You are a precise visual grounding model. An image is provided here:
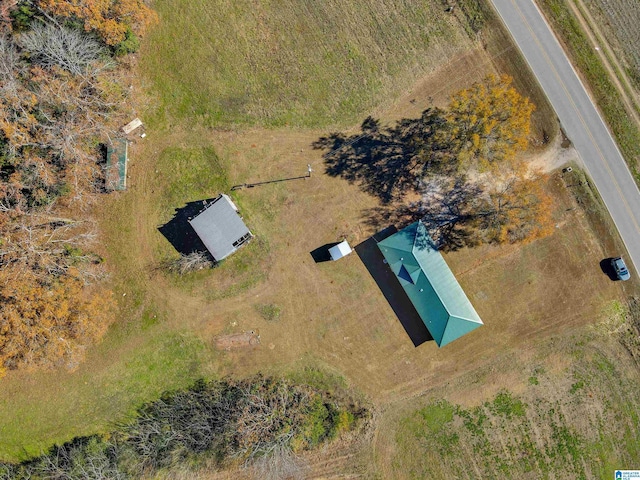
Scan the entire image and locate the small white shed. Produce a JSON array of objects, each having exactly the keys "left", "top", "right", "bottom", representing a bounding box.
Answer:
[{"left": 329, "top": 240, "right": 352, "bottom": 261}]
